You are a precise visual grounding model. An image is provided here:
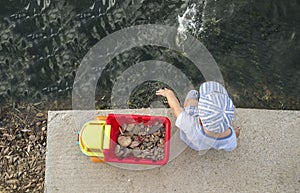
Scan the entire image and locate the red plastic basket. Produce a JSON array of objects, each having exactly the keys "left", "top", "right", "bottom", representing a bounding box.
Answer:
[{"left": 103, "top": 114, "right": 170, "bottom": 165}]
